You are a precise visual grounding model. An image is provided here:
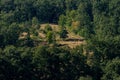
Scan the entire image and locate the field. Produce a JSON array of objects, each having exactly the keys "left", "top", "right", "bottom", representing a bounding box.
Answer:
[{"left": 39, "top": 24, "right": 85, "bottom": 48}]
